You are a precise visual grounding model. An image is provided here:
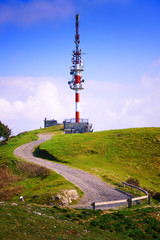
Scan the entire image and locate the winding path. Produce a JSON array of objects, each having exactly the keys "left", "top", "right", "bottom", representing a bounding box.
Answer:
[{"left": 14, "top": 134, "right": 132, "bottom": 209}]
